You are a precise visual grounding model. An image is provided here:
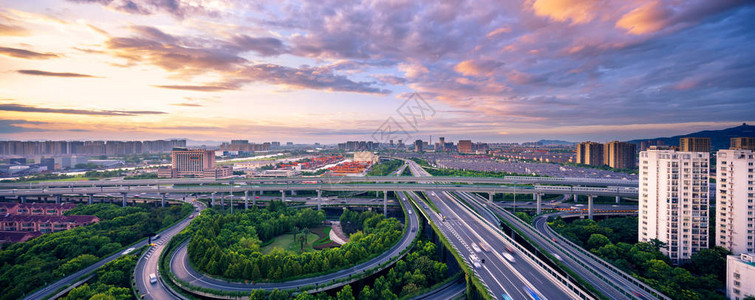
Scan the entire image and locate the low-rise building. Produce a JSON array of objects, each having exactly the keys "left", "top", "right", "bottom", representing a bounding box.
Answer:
[
  {"left": 0, "top": 231, "right": 43, "bottom": 244},
  {"left": 0, "top": 202, "right": 76, "bottom": 216},
  {"left": 727, "top": 253, "right": 755, "bottom": 300},
  {"left": 203, "top": 166, "right": 234, "bottom": 179},
  {"left": 0, "top": 214, "right": 100, "bottom": 233},
  {"left": 354, "top": 151, "right": 379, "bottom": 164}
]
